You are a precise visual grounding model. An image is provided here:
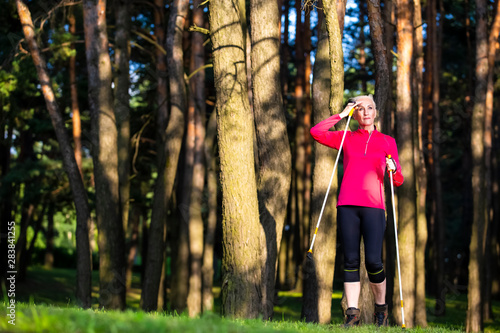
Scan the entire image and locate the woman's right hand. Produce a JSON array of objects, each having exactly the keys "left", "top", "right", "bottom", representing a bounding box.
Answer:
[{"left": 339, "top": 100, "right": 358, "bottom": 119}]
